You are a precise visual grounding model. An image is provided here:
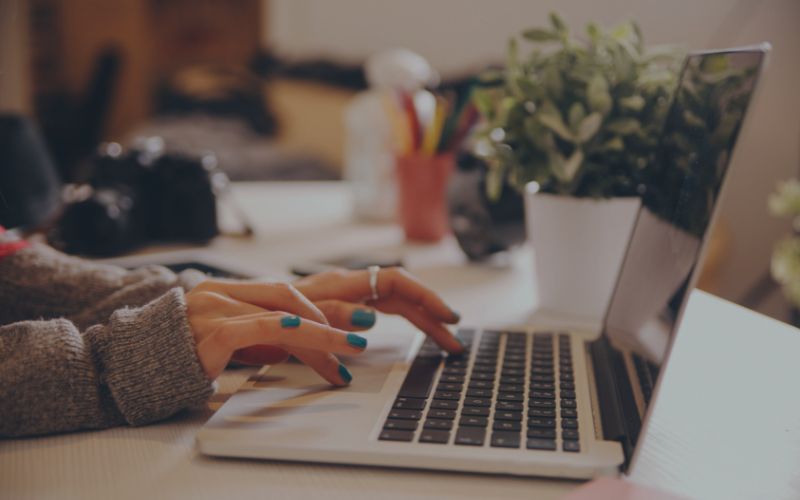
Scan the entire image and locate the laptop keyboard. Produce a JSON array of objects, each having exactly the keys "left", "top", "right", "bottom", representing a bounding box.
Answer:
[{"left": 379, "top": 329, "right": 581, "bottom": 452}]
